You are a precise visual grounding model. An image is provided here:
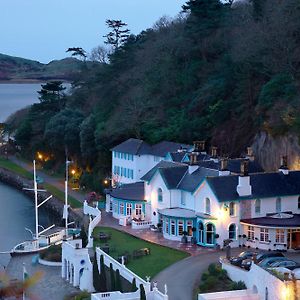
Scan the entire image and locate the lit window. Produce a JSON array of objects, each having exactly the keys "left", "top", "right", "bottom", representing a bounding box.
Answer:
[
  {"left": 119, "top": 202, "right": 124, "bottom": 215},
  {"left": 178, "top": 220, "right": 184, "bottom": 236},
  {"left": 260, "top": 228, "right": 269, "bottom": 242},
  {"left": 255, "top": 199, "right": 261, "bottom": 214},
  {"left": 229, "top": 202, "right": 235, "bottom": 216},
  {"left": 165, "top": 218, "right": 169, "bottom": 234},
  {"left": 135, "top": 204, "right": 142, "bottom": 216},
  {"left": 248, "top": 226, "right": 254, "bottom": 240},
  {"left": 158, "top": 188, "right": 163, "bottom": 202},
  {"left": 187, "top": 220, "right": 193, "bottom": 236},
  {"left": 276, "top": 229, "right": 285, "bottom": 244},
  {"left": 171, "top": 219, "right": 176, "bottom": 235},
  {"left": 229, "top": 224, "right": 236, "bottom": 239},
  {"left": 205, "top": 198, "right": 211, "bottom": 215},
  {"left": 126, "top": 203, "right": 132, "bottom": 216},
  {"left": 276, "top": 197, "right": 281, "bottom": 213}
]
